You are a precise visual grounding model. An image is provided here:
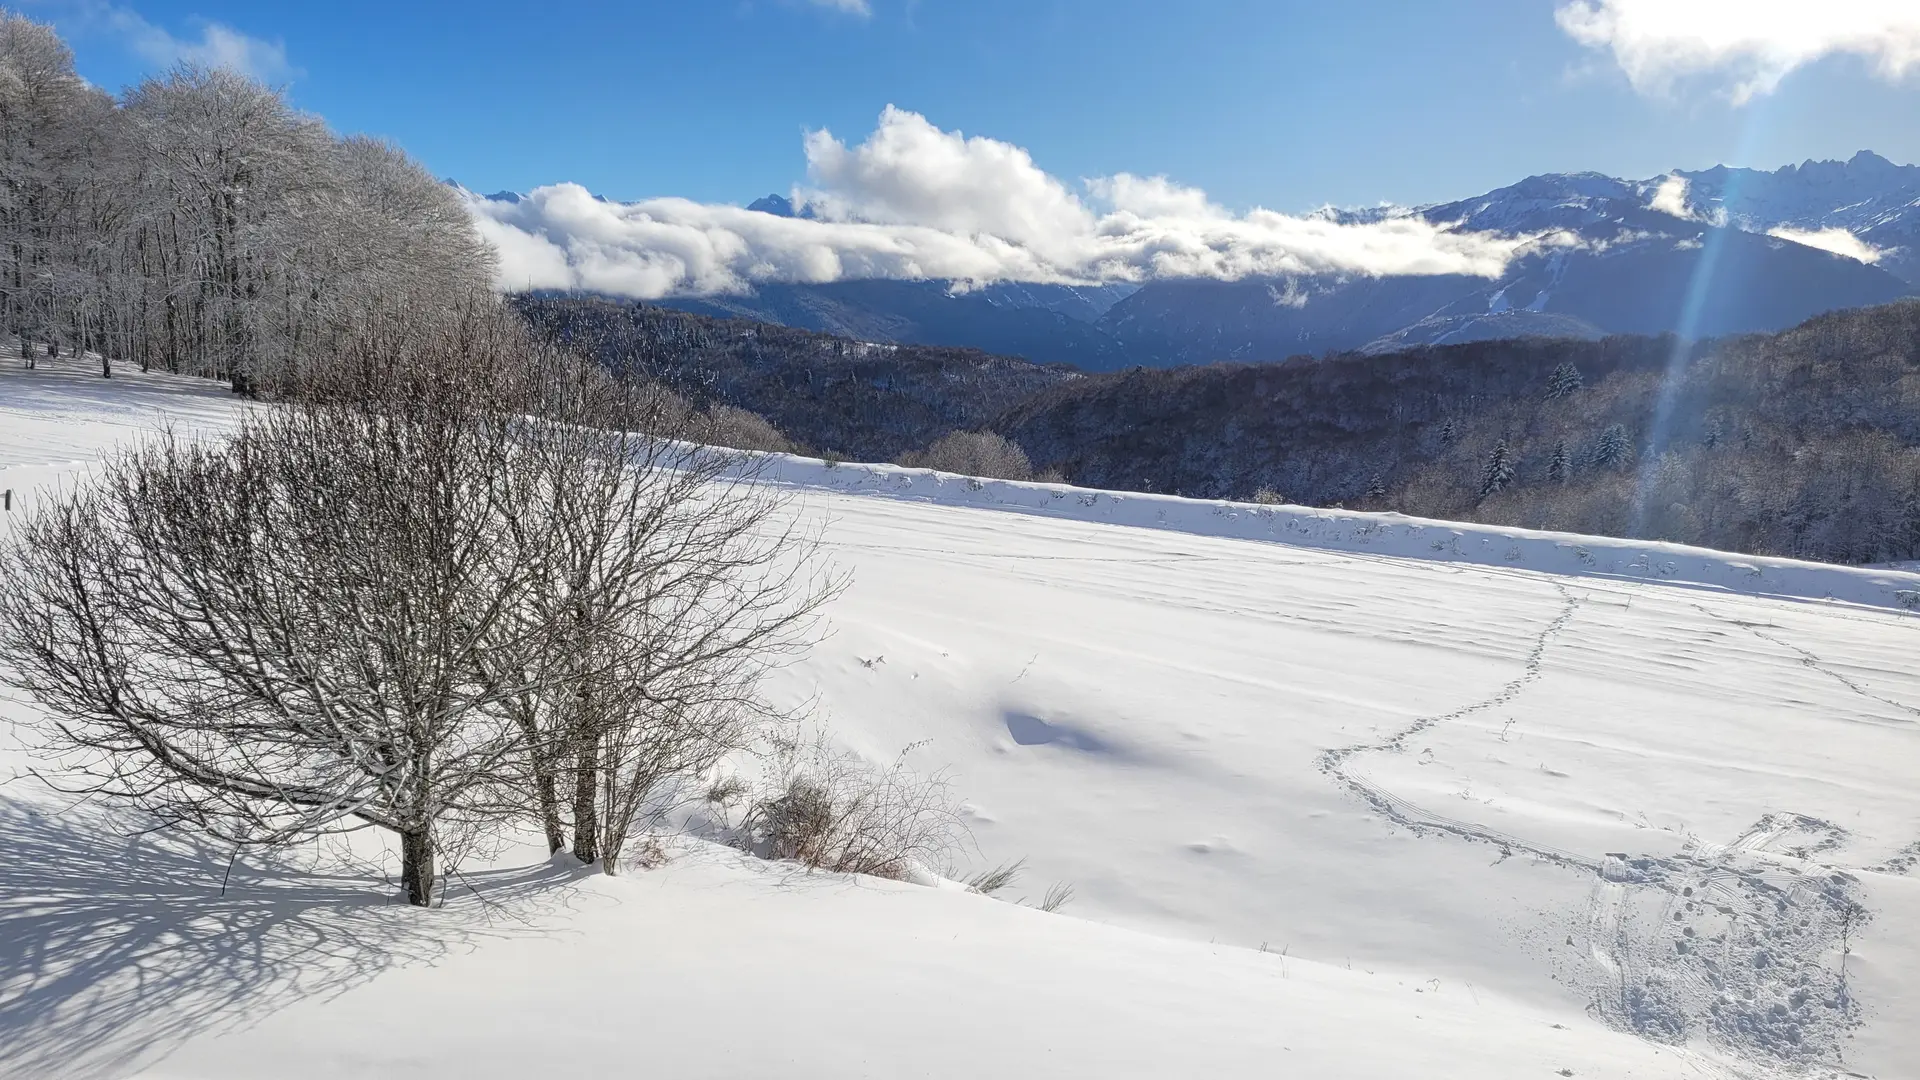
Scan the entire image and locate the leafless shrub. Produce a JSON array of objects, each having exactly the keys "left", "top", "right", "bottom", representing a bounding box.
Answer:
[
  {"left": 899, "top": 430, "right": 1033, "bottom": 481},
  {"left": 1252, "top": 486, "right": 1286, "bottom": 505},
  {"left": 740, "top": 738, "right": 966, "bottom": 881}
]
